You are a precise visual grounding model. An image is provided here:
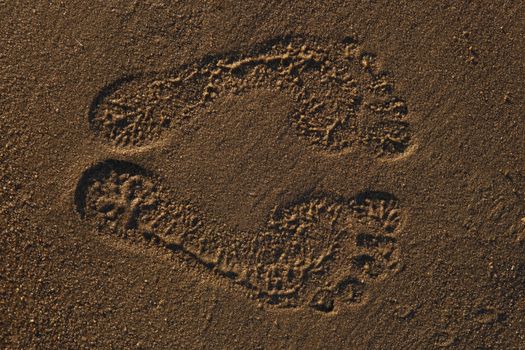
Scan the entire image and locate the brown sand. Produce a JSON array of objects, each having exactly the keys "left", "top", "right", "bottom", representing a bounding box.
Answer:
[{"left": 1, "top": 1, "right": 524, "bottom": 349}]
